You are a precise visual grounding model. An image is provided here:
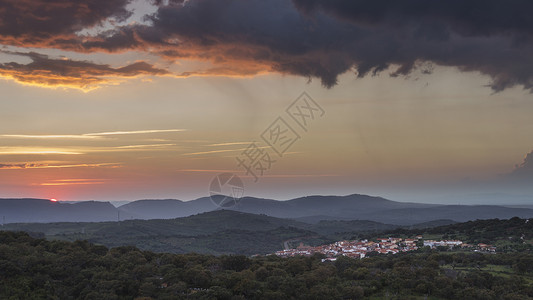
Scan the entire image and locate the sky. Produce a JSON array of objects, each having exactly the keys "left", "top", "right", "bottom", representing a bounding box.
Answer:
[{"left": 1, "top": 0, "right": 533, "bottom": 204}]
